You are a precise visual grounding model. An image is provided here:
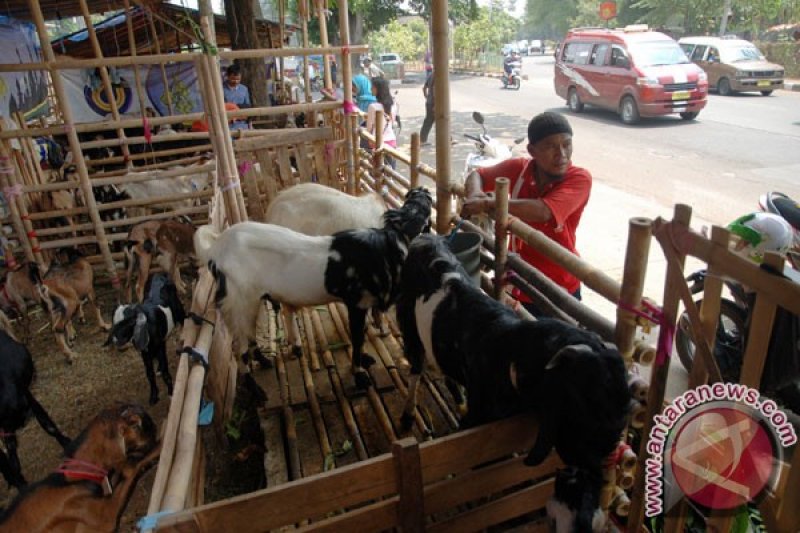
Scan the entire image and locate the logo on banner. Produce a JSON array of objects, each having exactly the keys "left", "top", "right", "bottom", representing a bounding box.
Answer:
[{"left": 84, "top": 84, "right": 132, "bottom": 116}]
